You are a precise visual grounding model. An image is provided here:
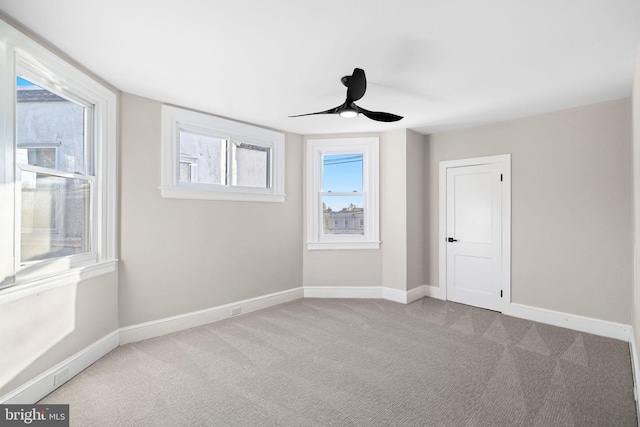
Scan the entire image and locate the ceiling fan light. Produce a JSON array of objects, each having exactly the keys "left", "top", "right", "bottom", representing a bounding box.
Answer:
[{"left": 339, "top": 109, "right": 358, "bottom": 118}]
